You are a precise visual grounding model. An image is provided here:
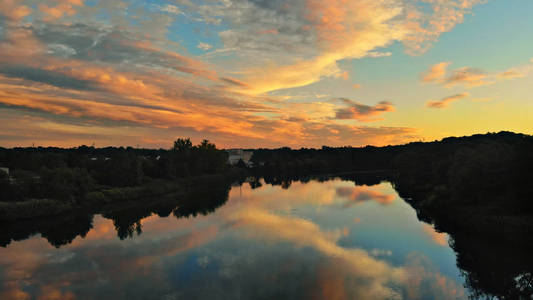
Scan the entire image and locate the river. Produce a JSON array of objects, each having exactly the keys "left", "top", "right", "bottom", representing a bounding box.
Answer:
[{"left": 0, "top": 177, "right": 479, "bottom": 299}]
